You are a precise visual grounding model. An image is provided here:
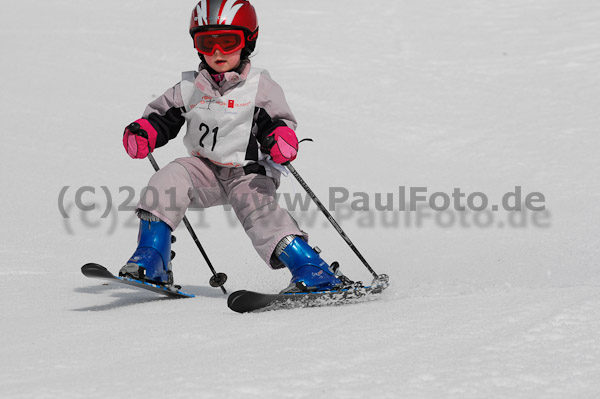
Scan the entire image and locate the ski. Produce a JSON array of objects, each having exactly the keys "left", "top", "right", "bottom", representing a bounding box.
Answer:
[
  {"left": 81, "top": 263, "right": 195, "bottom": 298},
  {"left": 227, "top": 275, "right": 389, "bottom": 313}
]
